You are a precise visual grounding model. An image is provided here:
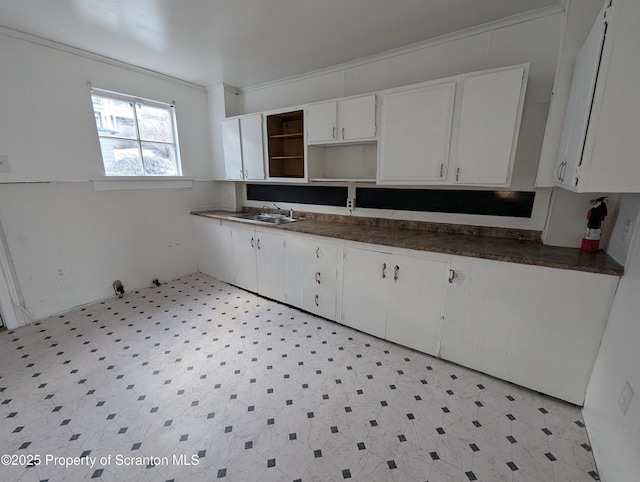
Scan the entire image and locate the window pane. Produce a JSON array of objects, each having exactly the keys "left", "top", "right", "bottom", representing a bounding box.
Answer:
[
  {"left": 136, "top": 104, "right": 173, "bottom": 142},
  {"left": 100, "top": 138, "right": 144, "bottom": 175},
  {"left": 92, "top": 95, "right": 137, "bottom": 138},
  {"left": 141, "top": 142, "right": 178, "bottom": 175}
]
